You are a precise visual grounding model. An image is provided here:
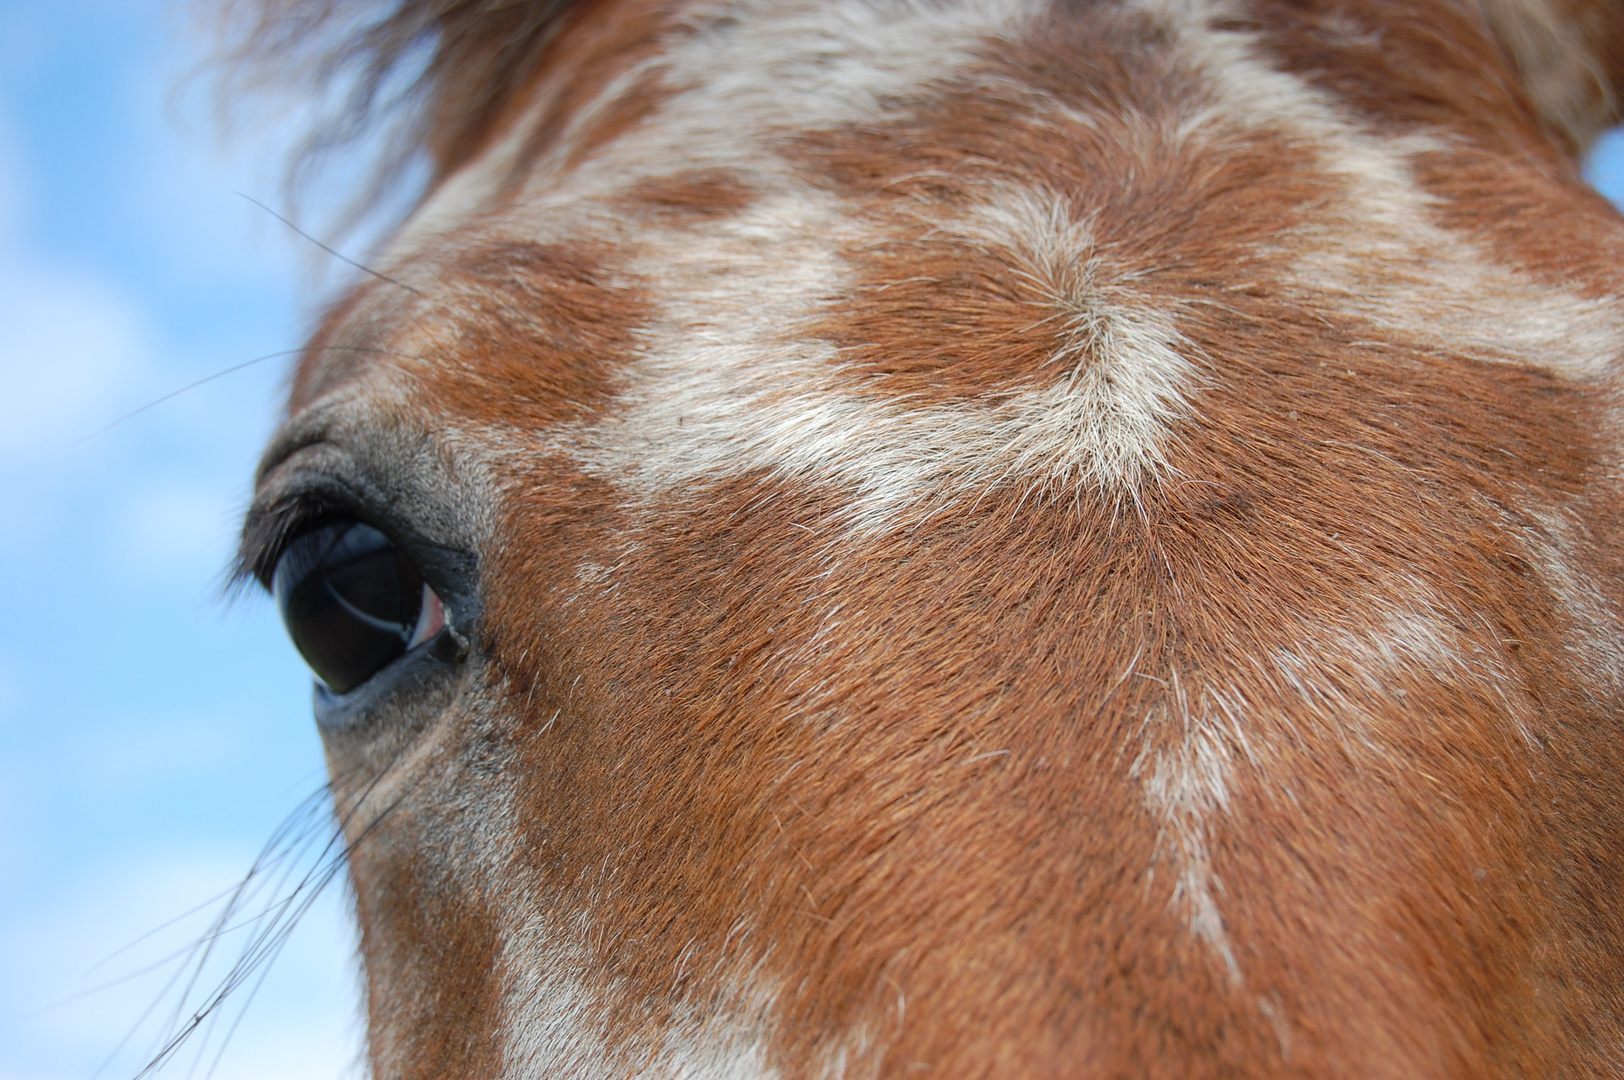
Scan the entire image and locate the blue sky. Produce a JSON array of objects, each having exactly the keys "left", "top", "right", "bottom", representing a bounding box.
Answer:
[
  {"left": 3, "top": 3, "right": 1624, "bottom": 1079},
  {"left": 0, "top": 1, "right": 361, "bottom": 1077}
]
